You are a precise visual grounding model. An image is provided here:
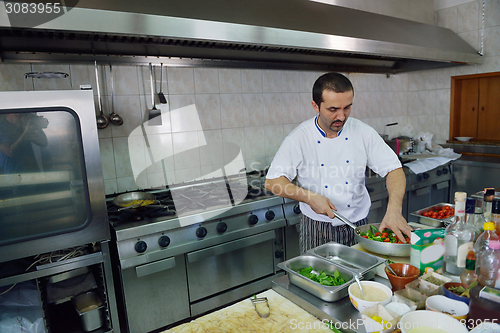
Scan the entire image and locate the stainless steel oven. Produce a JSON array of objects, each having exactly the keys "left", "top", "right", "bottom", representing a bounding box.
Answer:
[
  {"left": 0, "top": 89, "right": 119, "bottom": 333},
  {"left": 109, "top": 177, "right": 286, "bottom": 333},
  {"left": 0, "top": 90, "right": 109, "bottom": 262}
]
